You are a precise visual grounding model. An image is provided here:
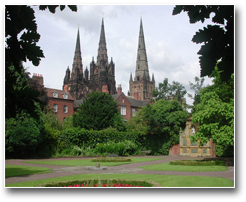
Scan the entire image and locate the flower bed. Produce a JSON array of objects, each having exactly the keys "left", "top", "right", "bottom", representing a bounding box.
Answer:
[
  {"left": 91, "top": 157, "right": 131, "bottom": 162},
  {"left": 169, "top": 159, "right": 225, "bottom": 166},
  {"left": 40, "top": 179, "right": 160, "bottom": 187},
  {"left": 65, "top": 183, "right": 143, "bottom": 187}
]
